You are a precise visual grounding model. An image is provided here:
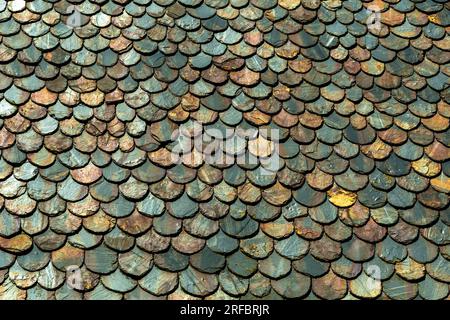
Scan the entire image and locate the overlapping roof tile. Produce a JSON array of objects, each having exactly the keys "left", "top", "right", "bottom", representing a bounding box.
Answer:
[{"left": 0, "top": 0, "right": 449, "bottom": 300}]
